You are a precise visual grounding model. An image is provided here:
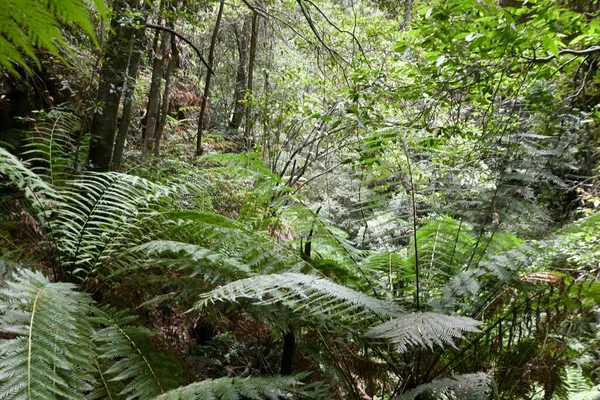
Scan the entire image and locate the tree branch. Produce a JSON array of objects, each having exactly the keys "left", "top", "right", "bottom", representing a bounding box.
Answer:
[
  {"left": 527, "top": 45, "right": 600, "bottom": 63},
  {"left": 144, "top": 23, "right": 214, "bottom": 75}
]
